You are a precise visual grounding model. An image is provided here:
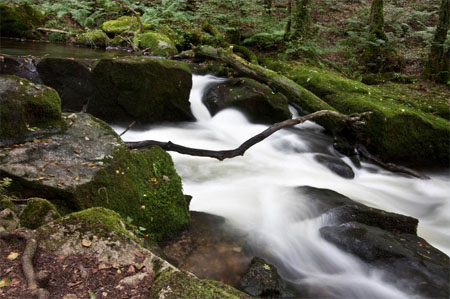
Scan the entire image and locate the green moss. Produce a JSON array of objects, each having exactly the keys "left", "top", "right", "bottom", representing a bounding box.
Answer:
[
  {"left": 48, "top": 32, "right": 72, "bottom": 42},
  {"left": 0, "top": 75, "right": 64, "bottom": 140},
  {"left": 0, "top": 3, "right": 43, "bottom": 39},
  {"left": 102, "top": 16, "right": 139, "bottom": 34},
  {"left": 109, "top": 35, "right": 127, "bottom": 47},
  {"left": 75, "top": 147, "right": 190, "bottom": 242},
  {"left": 149, "top": 270, "right": 250, "bottom": 299},
  {"left": 75, "top": 30, "right": 109, "bottom": 48},
  {"left": 232, "top": 45, "right": 259, "bottom": 65},
  {"left": 0, "top": 197, "right": 15, "bottom": 212},
  {"left": 20, "top": 198, "right": 61, "bottom": 229},
  {"left": 262, "top": 60, "right": 450, "bottom": 165},
  {"left": 133, "top": 32, "right": 177, "bottom": 56}
]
